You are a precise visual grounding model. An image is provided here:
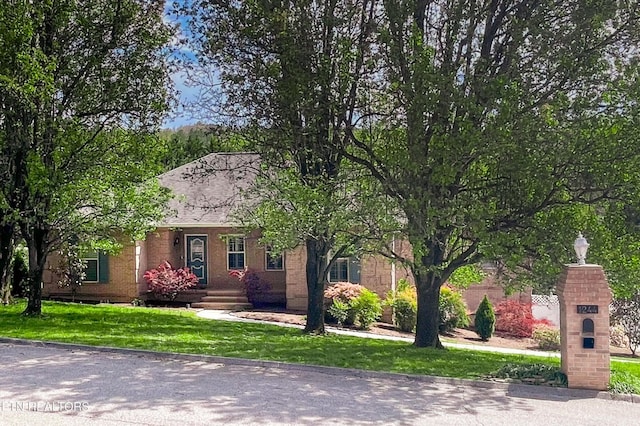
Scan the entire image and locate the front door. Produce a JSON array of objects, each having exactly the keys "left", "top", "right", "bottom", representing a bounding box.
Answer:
[{"left": 186, "top": 235, "right": 207, "bottom": 287}]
